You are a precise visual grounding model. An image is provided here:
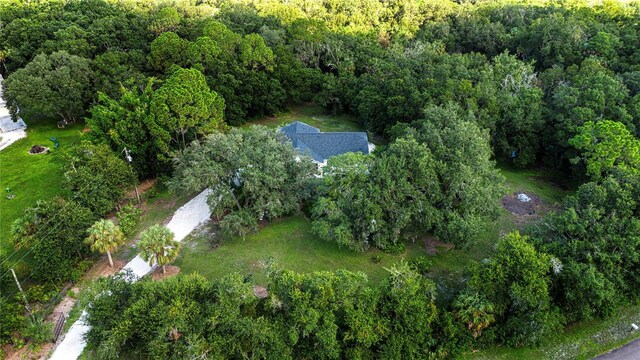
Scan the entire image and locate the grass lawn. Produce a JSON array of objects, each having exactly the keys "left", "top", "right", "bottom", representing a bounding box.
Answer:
[
  {"left": 247, "top": 103, "right": 364, "bottom": 133},
  {"left": 0, "top": 120, "right": 83, "bottom": 259},
  {"left": 175, "top": 214, "right": 426, "bottom": 285},
  {"left": 174, "top": 165, "right": 572, "bottom": 289}
]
